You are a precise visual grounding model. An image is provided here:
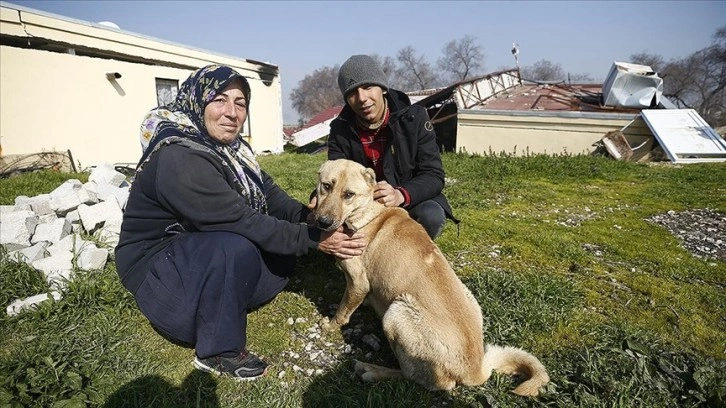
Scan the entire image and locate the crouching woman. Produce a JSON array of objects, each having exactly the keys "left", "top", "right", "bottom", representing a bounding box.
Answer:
[{"left": 115, "top": 65, "right": 365, "bottom": 381}]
